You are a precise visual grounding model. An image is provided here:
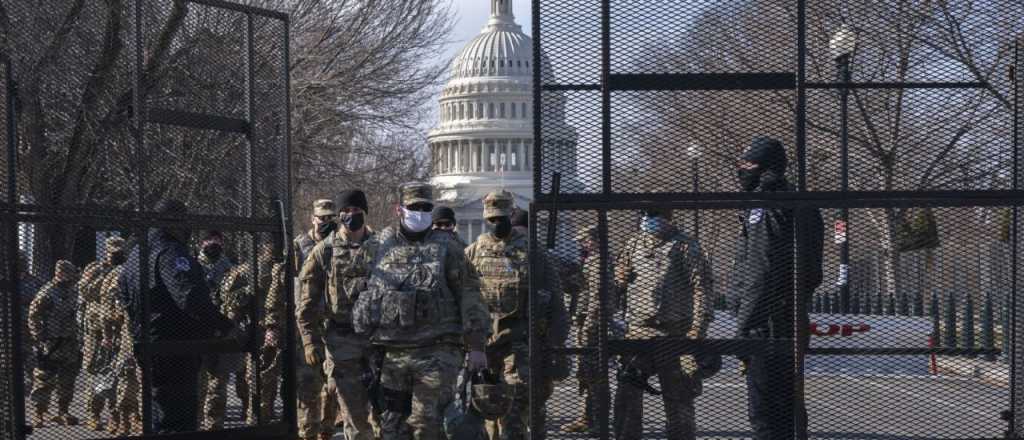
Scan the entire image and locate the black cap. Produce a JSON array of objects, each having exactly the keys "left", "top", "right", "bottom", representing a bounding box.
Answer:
[
  {"left": 741, "top": 137, "right": 788, "bottom": 174},
  {"left": 338, "top": 190, "right": 369, "bottom": 212},
  {"left": 432, "top": 206, "right": 456, "bottom": 224},
  {"left": 511, "top": 209, "right": 529, "bottom": 228}
]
